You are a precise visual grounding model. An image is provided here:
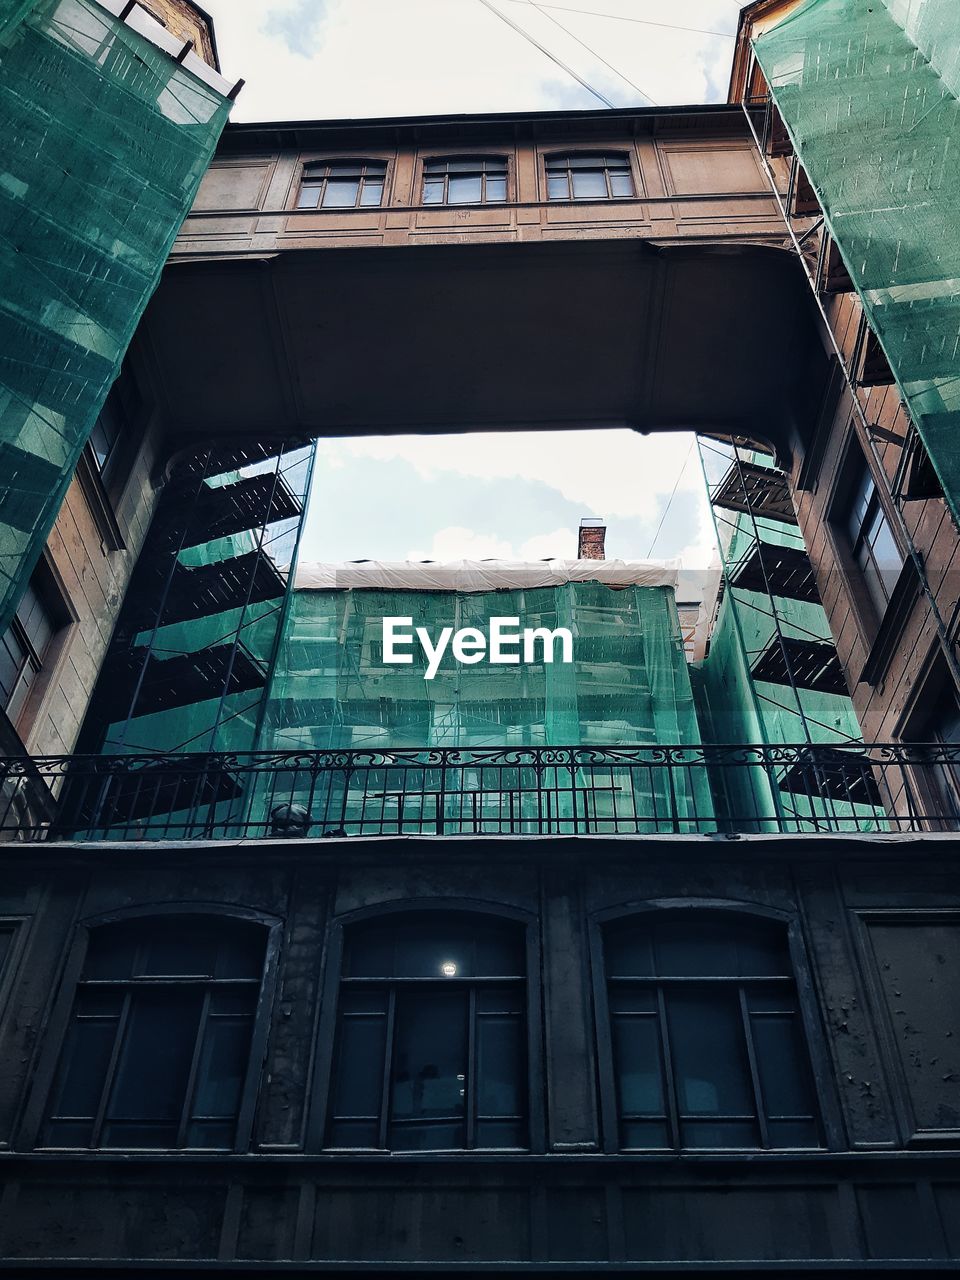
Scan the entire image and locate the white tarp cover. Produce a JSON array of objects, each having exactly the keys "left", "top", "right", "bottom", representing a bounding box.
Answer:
[{"left": 294, "top": 559, "right": 680, "bottom": 593}]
